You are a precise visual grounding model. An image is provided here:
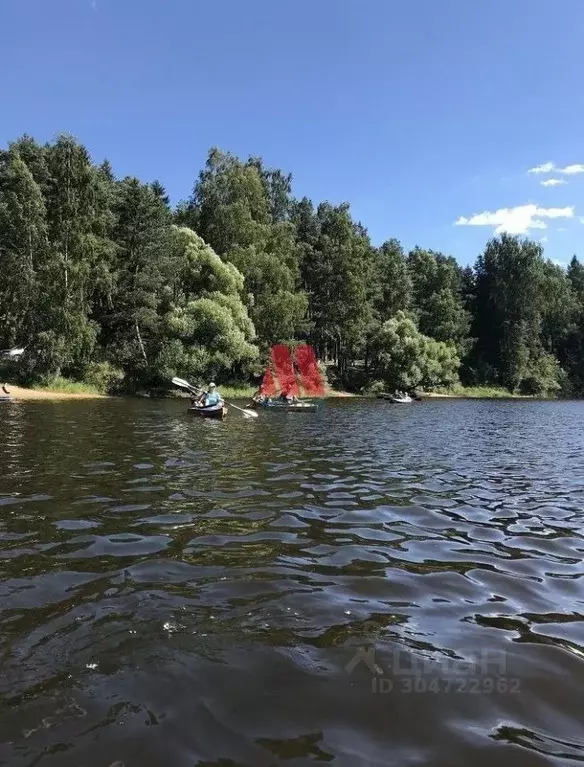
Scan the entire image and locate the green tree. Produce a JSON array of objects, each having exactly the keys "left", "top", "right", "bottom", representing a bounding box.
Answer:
[
  {"left": 372, "top": 311, "right": 460, "bottom": 390},
  {"left": 299, "top": 202, "right": 375, "bottom": 376},
  {"left": 540, "top": 260, "right": 576, "bottom": 357},
  {"left": 3, "top": 135, "right": 52, "bottom": 195},
  {"left": 568, "top": 255, "right": 584, "bottom": 301},
  {"left": 407, "top": 247, "right": 471, "bottom": 356},
  {"left": 156, "top": 227, "right": 258, "bottom": 383},
  {"left": 185, "top": 148, "right": 270, "bottom": 255},
  {"left": 471, "top": 234, "right": 560, "bottom": 393},
  {"left": 101, "top": 176, "right": 172, "bottom": 385},
  {"left": 185, "top": 148, "right": 308, "bottom": 345},
  {"left": 228, "top": 223, "right": 308, "bottom": 344},
  {"left": 561, "top": 256, "right": 584, "bottom": 394},
  {"left": 36, "top": 134, "right": 116, "bottom": 377},
  {"left": 374, "top": 239, "right": 411, "bottom": 320},
  {"left": 0, "top": 148, "right": 47, "bottom": 349},
  {"left": 151, "top": 180, "right": 170, "bottom": 207}
]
